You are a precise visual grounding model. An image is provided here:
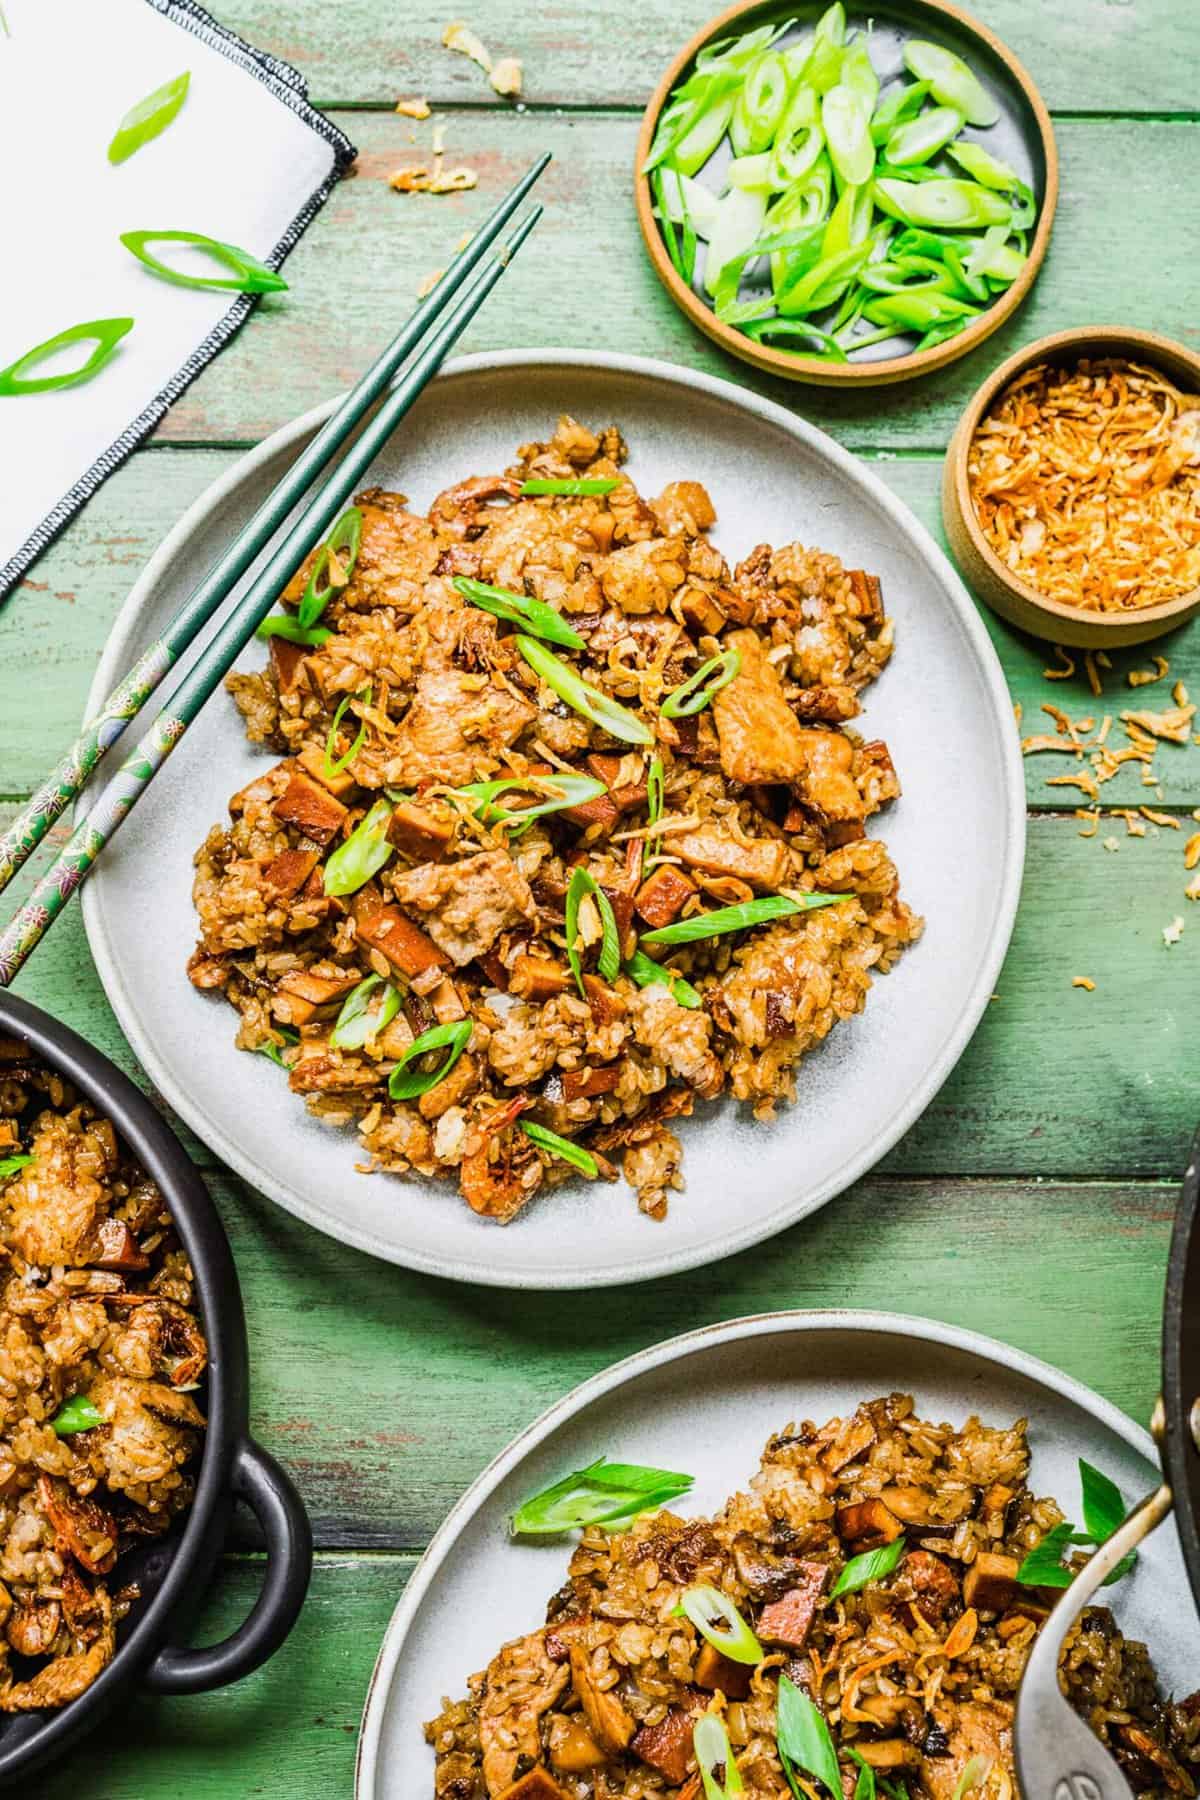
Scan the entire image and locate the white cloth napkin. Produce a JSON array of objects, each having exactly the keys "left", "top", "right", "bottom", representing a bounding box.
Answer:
[{"left": 0, "top": 0, "right": 354, "bottom": 599}]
